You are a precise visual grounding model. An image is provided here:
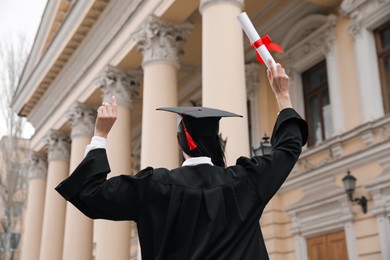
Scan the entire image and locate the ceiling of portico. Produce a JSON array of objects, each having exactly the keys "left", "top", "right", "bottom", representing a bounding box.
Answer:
[
  {"left": 117, "top": 0, "right": 331, "bottom": 72},
  {"left": 17, "top": 0, "right": 334, "bottom": 149}
]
